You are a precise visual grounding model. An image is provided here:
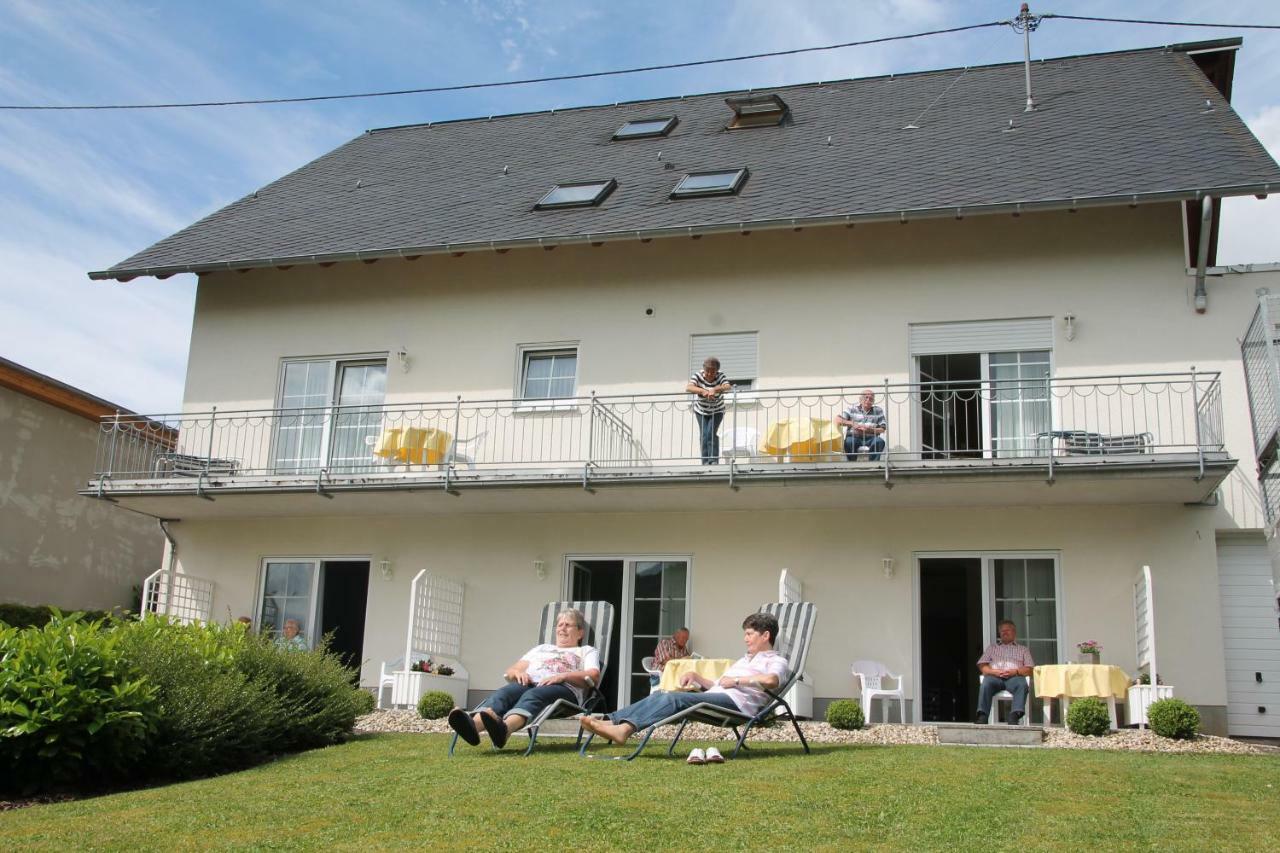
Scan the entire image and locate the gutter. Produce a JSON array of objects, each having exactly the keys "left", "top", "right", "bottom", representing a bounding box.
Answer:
[
  {"left": 89, "top": 182, "right": 1275, "bottom": 282},
  {"left": 1194, "top": 195, "right": 1214, "bottom": 313}
]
